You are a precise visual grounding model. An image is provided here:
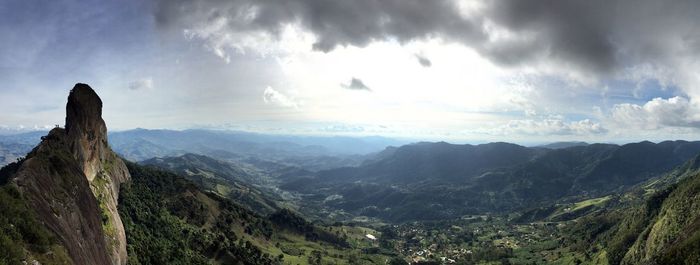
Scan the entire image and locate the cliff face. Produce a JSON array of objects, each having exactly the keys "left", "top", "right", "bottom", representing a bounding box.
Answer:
[{"left": 13, "top": 84, "right": 130, "bottom": 265}]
